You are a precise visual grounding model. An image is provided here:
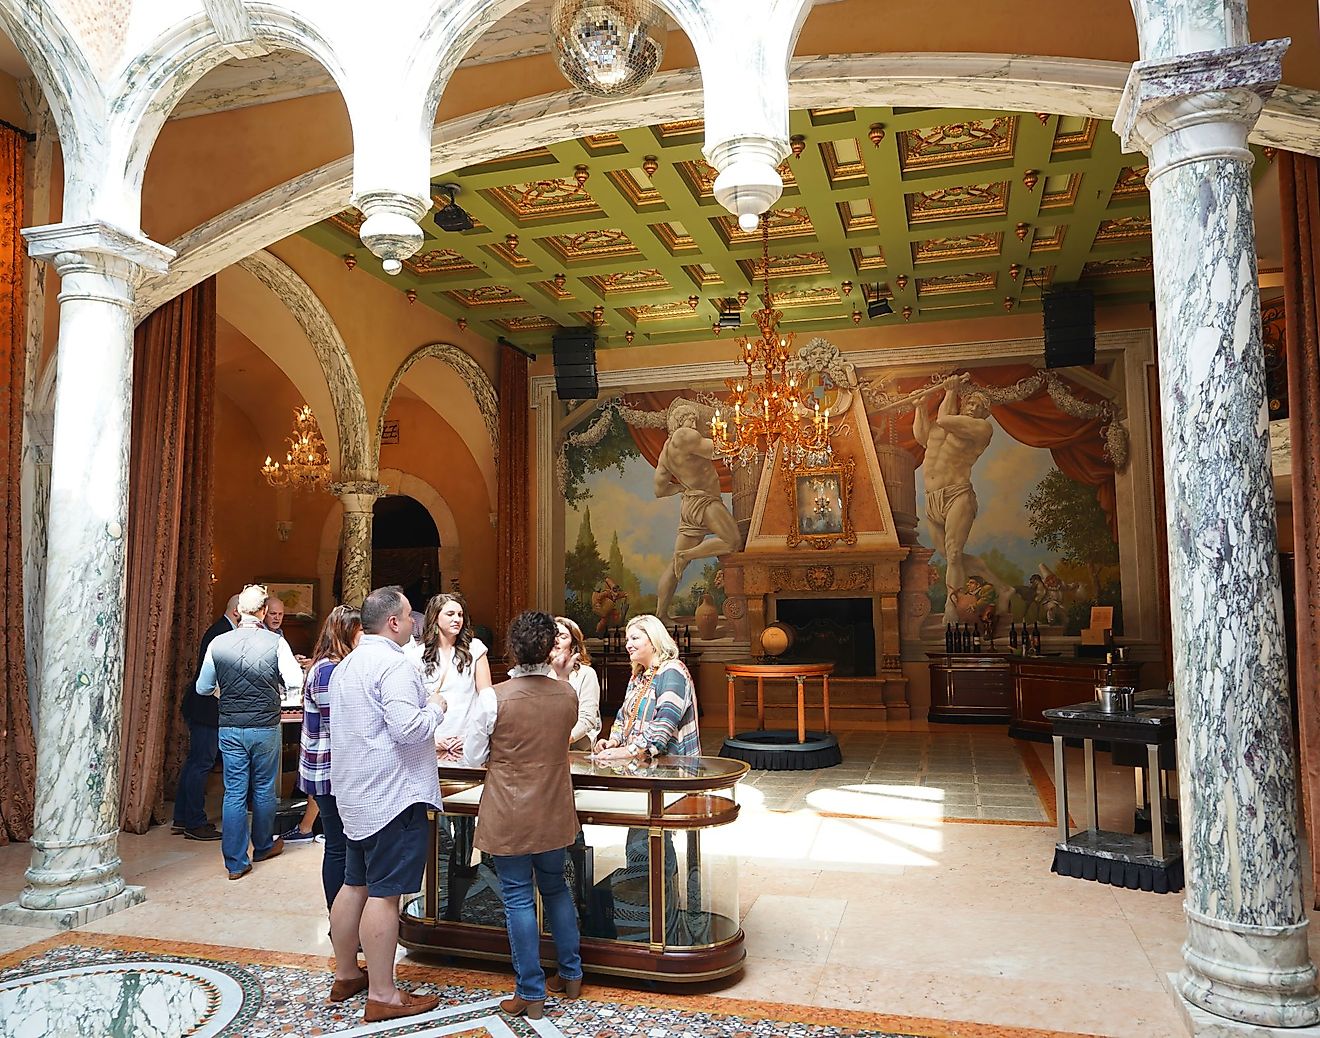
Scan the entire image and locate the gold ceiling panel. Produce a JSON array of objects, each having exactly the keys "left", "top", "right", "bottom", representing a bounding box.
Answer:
[
  {"left": 838, "top": 198, "right": 877, "bottom": 235},
  {"left": 713, "top": 206, "right": 815, "bottom": 246},
  {"left": 607, "top": 168, "right": 665, "bottom": 212},
  {"left": 820, "top": 138, "right": 868, "bottom": 185},
  {"left": 583, "top": 268, "right": 671, "bottom": 296},
  {"left": 329, "top": 209, "right": 364, "bottom": 236},
  {"left": 808, "top": 107, "right": 855, "bottom": 124},
  {"left": 684, "top": 263, "right": 724, "bottom": 288},
  {"left": 1039, "top": 172, "right": 1082, "bottom": 211},
  {"left": 1111, "top": 165, "right": 1151, "bottom": 201},
  {"left": 906, "top": 182, "right": 1010, "bottom": 225},
  {"left": 403, "top": 247, "right": 478, "bottom": 277},
  {"left": 483, "top": 179, "right": 602, "bottom": 222},
  {"left": 772, "top": 286, "right": 843, "bottom": 310},
  {"left": 448, "top": 284, "right": 526, "bottom": 308},
  {"left": 654, "top": 119, "right": 704, "bottom": 143},
  {"left": 483, "top": 241, "right": 535, "bottom": 270},
  {"left": 741, "top": 251, "right": 831, "bottom": 282},
  {"left": 917, "top": 272, "right": 998, "bottom": 296},
  {"left": 652, "top": 221, "right": 699, "bottom": 255},
  {"left": 1093, "top": 216, "right": 1152, "bottom": 245},
  {"left": 540, "top": 228, "right": 641, "bottom": 264},
  {"left": 625, "top": 300, "right": 698, "bottom": 323},
  {"left": 582, "top": 132, "right": 626, "bottom": 154},
  {"left": 912, "top": 232, "right": 1003, "bottom": 265},
  {"left": 1029, "top": 225, "right": 1067, "bottom": 252},
  {"left": 899, "top": 117, "right": 1016, "bottom": 172},
  {"left": 494, "top": 315, "right": 560, "bottom": 332},
  {"left": 675, "top": 159, "right": 717, "bottom": 200},
  {"left": 1081, "top": 256, "right": 1155, "bottom": 280},
  {"left": 1050, "top": 117, "right": 1099, "bottom": 157},
  {"left": 850, "top": 244, "right": 886, "bottom": 272},
  {"left": 534, "top": 279, "right": 575, "bottom": 302}
]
